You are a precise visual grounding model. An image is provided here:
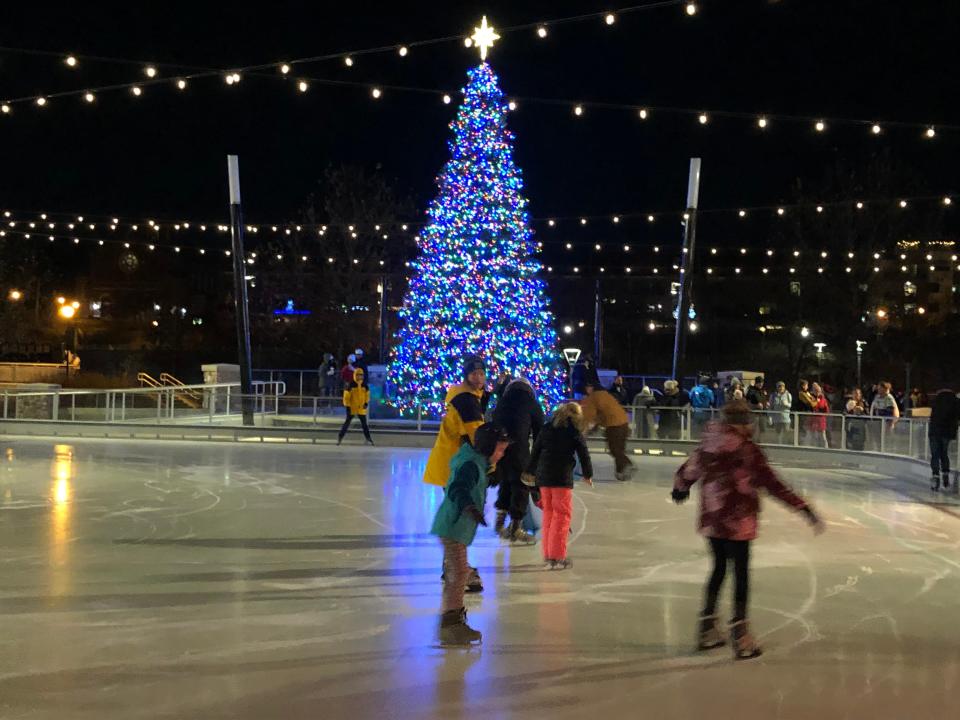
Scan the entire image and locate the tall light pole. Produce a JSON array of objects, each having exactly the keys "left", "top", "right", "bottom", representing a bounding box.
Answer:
[
  {"left": 855, "top": 340, "right": 867, "bottom": 389},
  {"left": 671, "top": 158, "right": 702, "bottom": 382},
  {"left": 226, "top": 155, "right": 254, "bottom": 426},
  {"left": 814, "top": 342, "right": 826, "bottom": 383}
]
